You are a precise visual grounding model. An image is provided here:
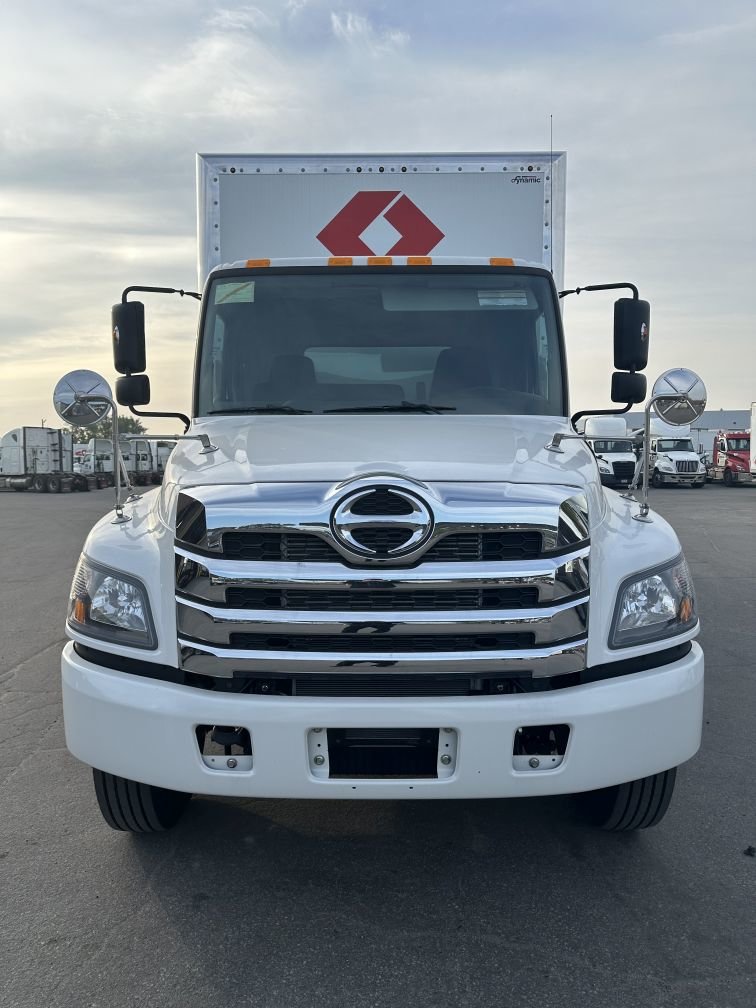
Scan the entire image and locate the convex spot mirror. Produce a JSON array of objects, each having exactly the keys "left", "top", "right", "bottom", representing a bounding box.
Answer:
[
  {"left": 53, "top": 370, "right": 112, "bottom": 427},
  {"left": 651, "top": 369, "right": 707, "bottom": 426},
  {"left": 112, "top": 301, "right": 146, "bottom": 374},
  {"left": 614, "top": 298, "right": 650, "bottom": 372}
]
